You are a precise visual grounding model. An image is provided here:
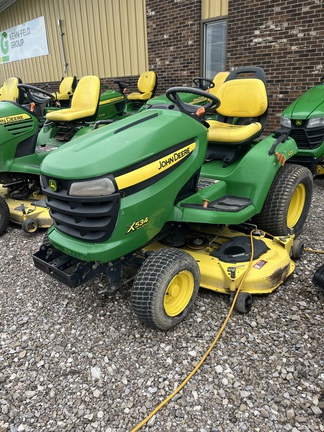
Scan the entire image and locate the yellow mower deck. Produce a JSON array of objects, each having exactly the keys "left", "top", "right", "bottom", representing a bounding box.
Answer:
[
  {"left": 144, "top": 226, "right": 295, "bottom": 296},
  {"left": 6, "top": 194, "right": 52, "bottom": 233}
]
